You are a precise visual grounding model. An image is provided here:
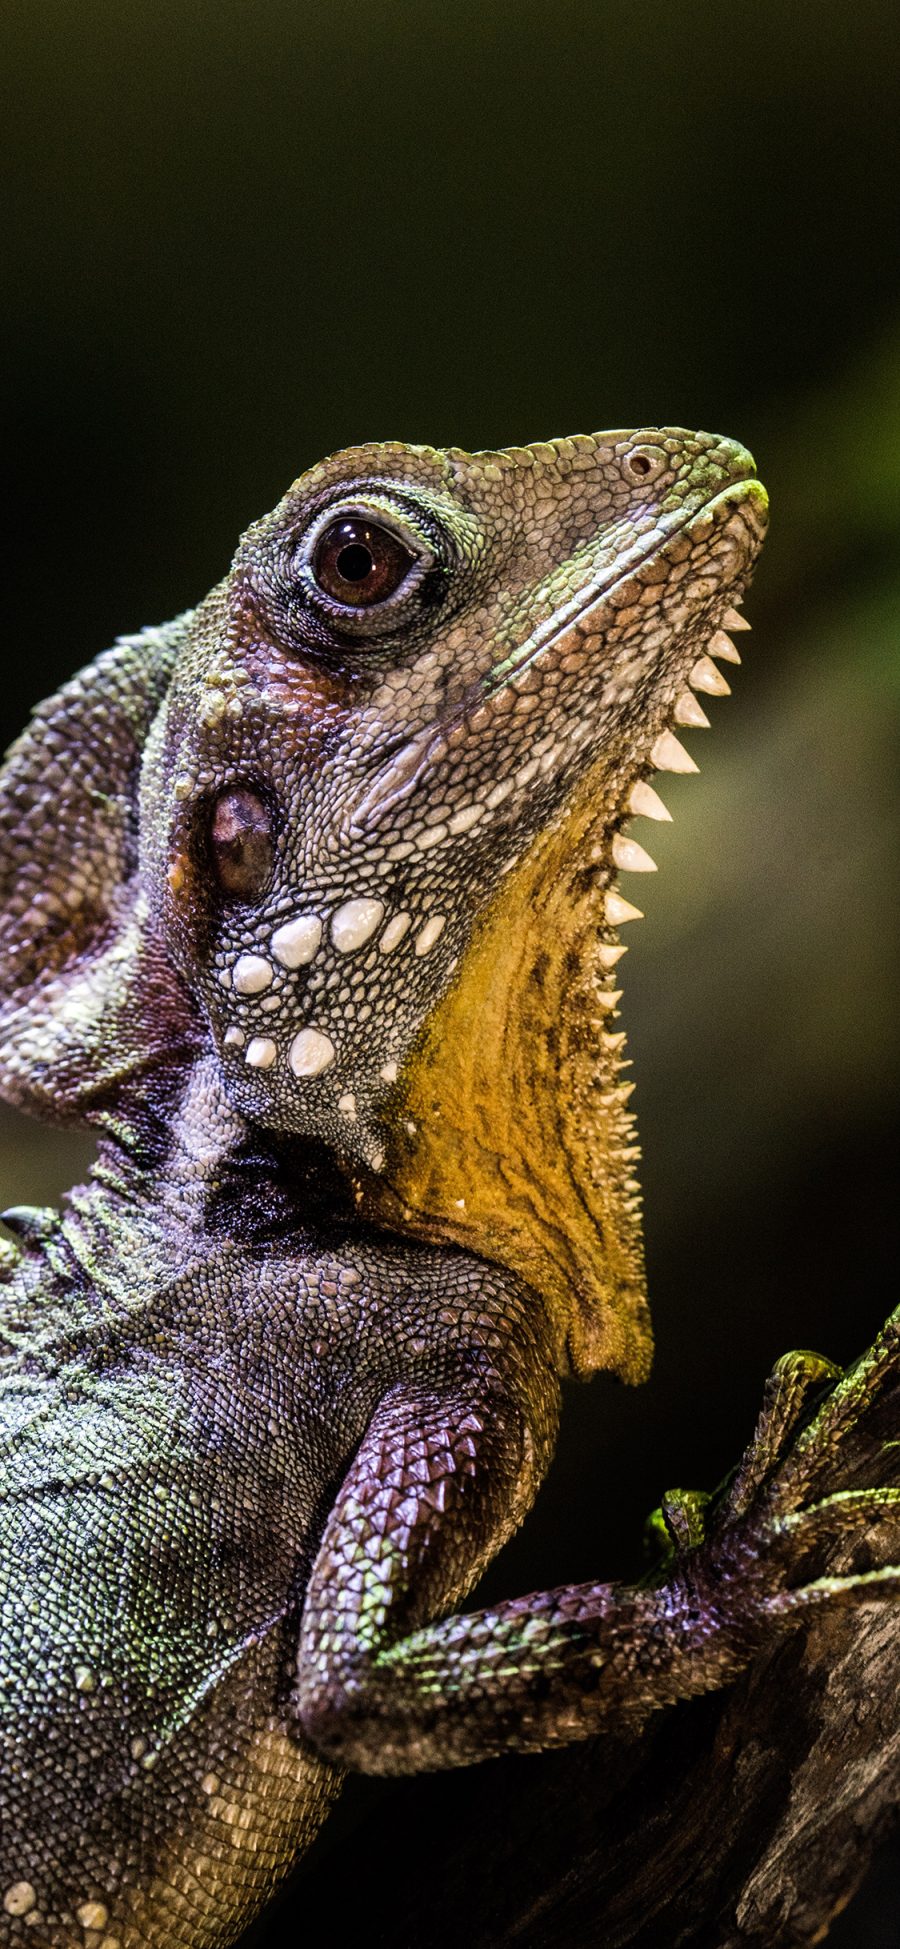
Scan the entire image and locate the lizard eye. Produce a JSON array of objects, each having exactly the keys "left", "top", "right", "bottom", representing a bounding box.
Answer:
[
  {"left": 311, "top": 517, "right": 416, "bottom": 607},
  {"left": 294, "top": 496, "right": 440, "bottom": 633}
]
